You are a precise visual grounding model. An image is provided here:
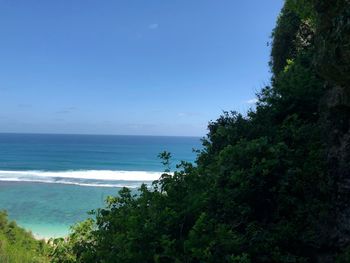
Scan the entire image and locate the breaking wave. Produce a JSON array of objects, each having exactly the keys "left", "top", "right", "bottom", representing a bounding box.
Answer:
[{"left": 0, "top": 170, "right": 163, "bottom": 188}]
